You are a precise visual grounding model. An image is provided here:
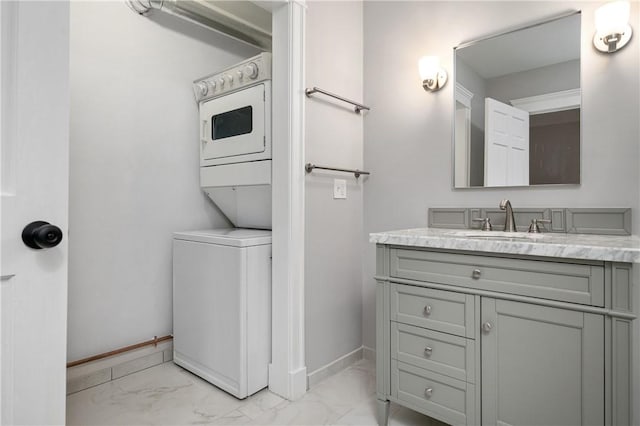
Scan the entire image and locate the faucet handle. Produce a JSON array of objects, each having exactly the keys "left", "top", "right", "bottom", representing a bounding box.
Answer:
[
  {"left": 473, "top": 217, "right": 493, "bottom": 231},
  {"left": 528, "top": 218, "right": 551, "bottom": 233}
]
